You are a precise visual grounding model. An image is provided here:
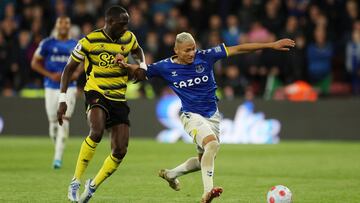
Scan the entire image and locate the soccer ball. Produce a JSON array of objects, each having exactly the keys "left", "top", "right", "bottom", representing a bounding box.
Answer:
[{"left": 266, "top": 185, "right": 292, "bottom": 203}]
